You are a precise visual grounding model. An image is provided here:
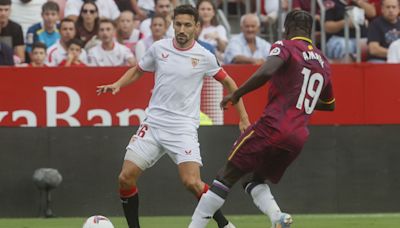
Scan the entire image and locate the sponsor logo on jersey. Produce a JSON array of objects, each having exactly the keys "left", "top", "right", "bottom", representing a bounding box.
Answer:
[{"left": 161, "top": 52, "right": 169, "bottom": 59}]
